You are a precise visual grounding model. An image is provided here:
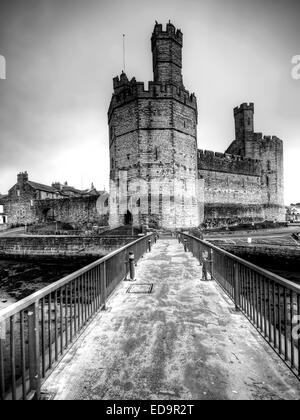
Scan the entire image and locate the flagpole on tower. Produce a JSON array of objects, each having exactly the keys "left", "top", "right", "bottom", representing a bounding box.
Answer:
[{"left": 123, "top": 34, "right": 126, "bottom": 73}]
